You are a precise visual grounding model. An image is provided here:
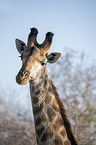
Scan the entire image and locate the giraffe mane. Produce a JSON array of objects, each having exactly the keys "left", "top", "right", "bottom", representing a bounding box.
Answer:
[{"left": 50, "top": 79, "right": 78, "bottom": 145}]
